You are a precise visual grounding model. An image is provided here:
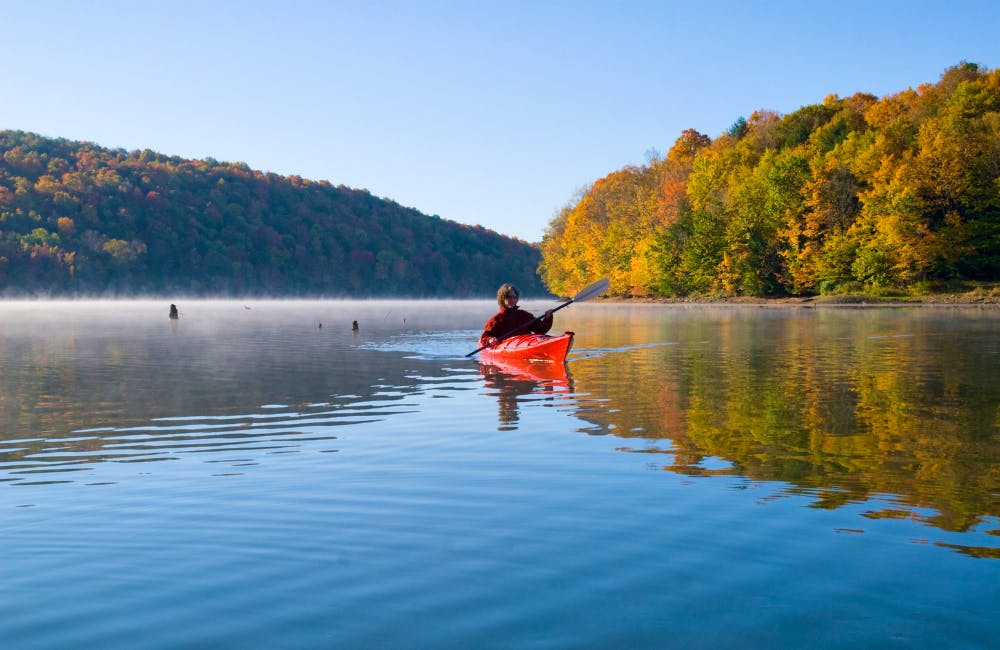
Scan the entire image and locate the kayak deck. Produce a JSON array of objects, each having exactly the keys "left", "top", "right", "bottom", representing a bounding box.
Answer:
[{"left": 479, "top": 332, "right": 574, "bottom": 362}]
